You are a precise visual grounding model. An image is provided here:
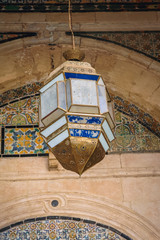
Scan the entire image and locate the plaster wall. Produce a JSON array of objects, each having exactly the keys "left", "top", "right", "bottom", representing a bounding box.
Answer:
[{"left": 0, "top": 153, "right": 160, "bottom": 239}]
